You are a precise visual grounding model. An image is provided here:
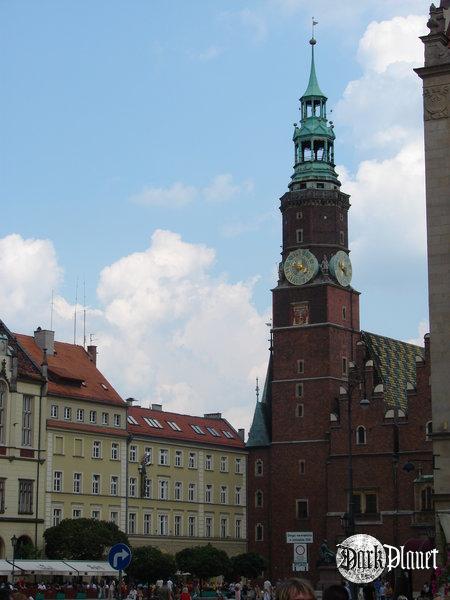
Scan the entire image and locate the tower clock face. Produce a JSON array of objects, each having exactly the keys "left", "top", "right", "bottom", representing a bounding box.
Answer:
[
  {"left": 330, "top": 251, "right": 352, "bottom": 287},
  {"left": 284, "top": 249, "right": 319, "bottom": 285}
]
